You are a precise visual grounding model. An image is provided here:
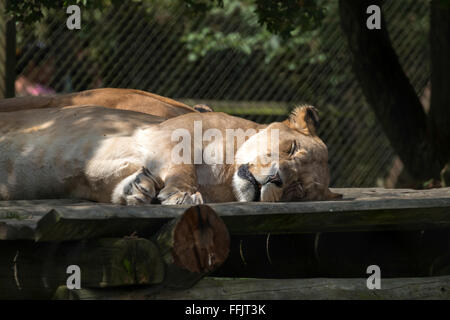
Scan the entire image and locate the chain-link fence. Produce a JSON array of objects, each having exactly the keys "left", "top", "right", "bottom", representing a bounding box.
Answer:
[{"left": 12, "top": 0, "right": 430, "bottom": 188}]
